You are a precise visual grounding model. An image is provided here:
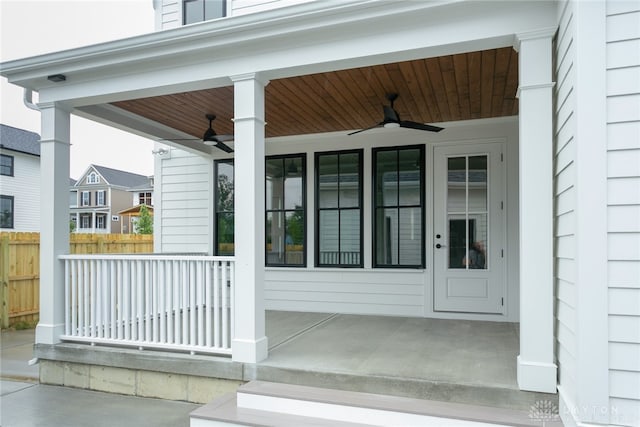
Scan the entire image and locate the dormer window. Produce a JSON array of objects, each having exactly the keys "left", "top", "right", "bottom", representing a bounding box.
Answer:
[
  {"left": 184, "top": 0, "right": 226, "bottom": 25},
  {"left": 87, "top": 172, "right": 100, "bottom": 184}
]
